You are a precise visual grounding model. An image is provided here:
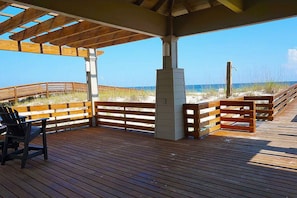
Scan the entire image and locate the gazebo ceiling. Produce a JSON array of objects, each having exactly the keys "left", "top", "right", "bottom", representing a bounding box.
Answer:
[{"left": 1, "top": 0, "right": 297, "bottom": 52}]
